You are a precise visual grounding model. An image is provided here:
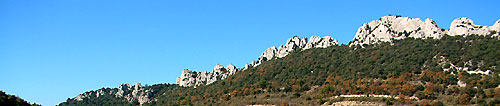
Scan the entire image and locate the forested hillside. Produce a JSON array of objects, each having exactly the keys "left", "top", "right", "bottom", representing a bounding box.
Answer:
[
  {"left": 58, "top": 83, "right": 183, "bottom": 106},
  {"left": 0, "top": 91, "right": 40, "bottom": 106},
  {"left": 60, "top": 34, "right": 500, "bottom": 105}
]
